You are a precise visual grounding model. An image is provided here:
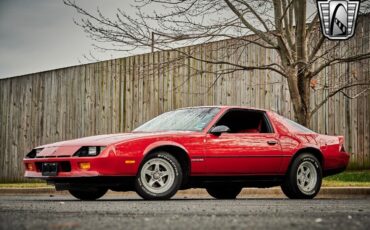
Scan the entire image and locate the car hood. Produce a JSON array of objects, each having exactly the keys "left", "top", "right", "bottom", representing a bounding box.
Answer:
[
  {"left": 34, "top": 131, "right": 199, "bottom": 158},
  {"left": 38, "top": 131, "right": 197, "bottom": 148}
]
